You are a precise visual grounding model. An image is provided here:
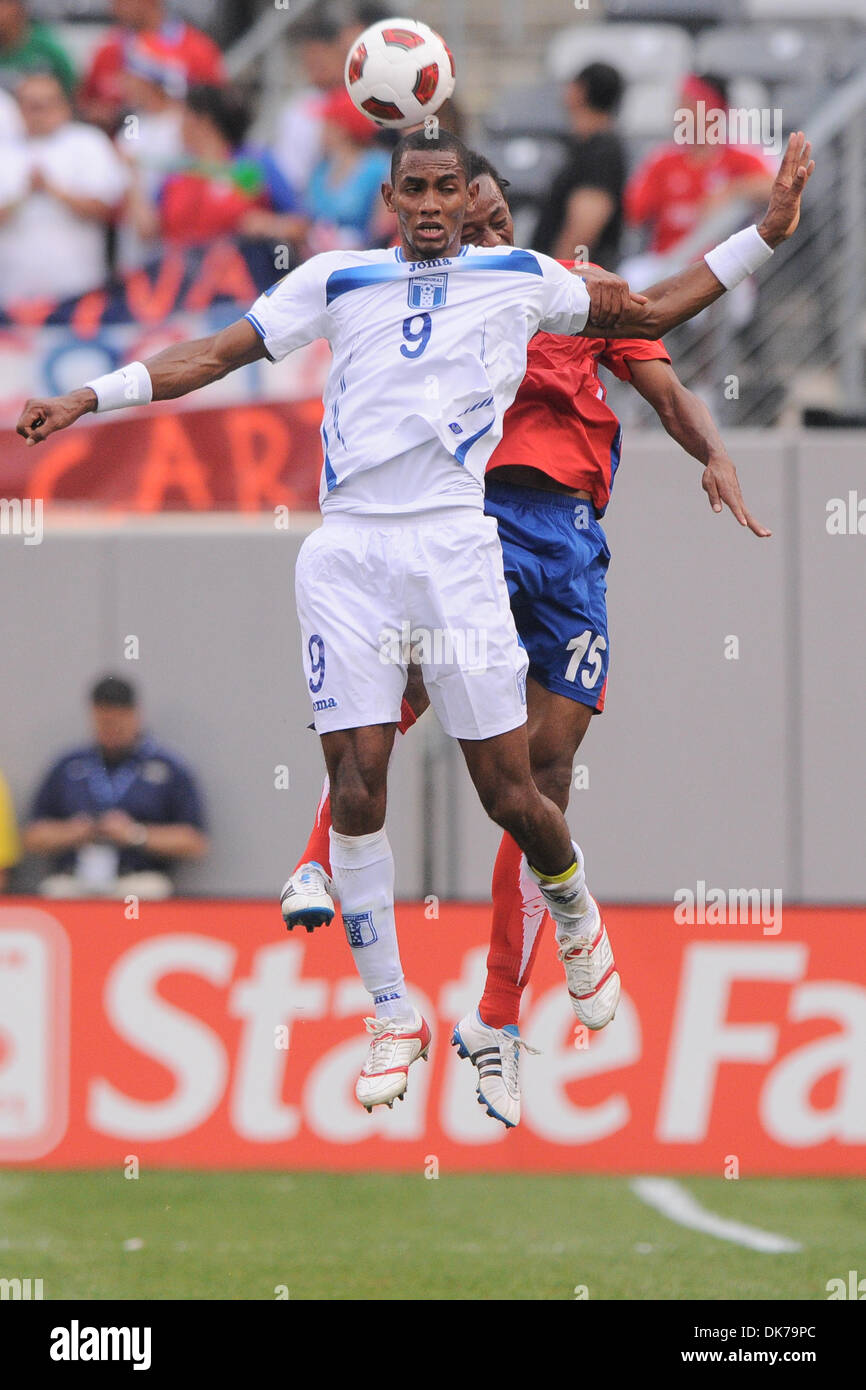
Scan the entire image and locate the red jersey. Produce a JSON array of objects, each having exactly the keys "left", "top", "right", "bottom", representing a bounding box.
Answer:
[
  {"left": 488, "top": 265, "right": 669, "bottom": 514},
  {"left": 81, "top": 21, "right": 225, "bottom": 115},
  {"left": 160, "top": 172, "right": 263, "bottom": 245},
  {"left": 624, "top": 144, "right": 772, "bottom": 254}
]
